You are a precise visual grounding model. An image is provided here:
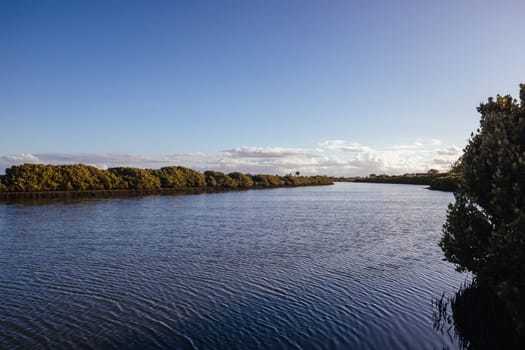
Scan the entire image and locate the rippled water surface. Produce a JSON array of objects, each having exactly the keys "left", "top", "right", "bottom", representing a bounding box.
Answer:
[{"left": 0, "top": 183, "right": 465, "bottom": 349}]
